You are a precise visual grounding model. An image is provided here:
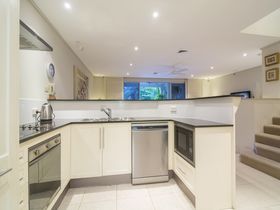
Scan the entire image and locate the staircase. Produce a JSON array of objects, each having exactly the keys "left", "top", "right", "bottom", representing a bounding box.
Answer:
[{"left": 240, "top": 117, "right": 280, "bottom": 180}]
